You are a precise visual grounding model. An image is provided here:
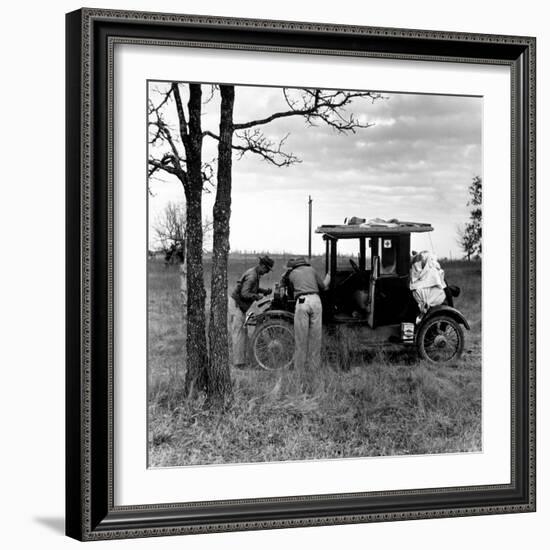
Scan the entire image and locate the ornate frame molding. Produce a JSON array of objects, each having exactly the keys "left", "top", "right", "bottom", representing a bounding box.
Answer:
[{"left": 66, "top": 8, "right": 536, "bottom": 541}]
